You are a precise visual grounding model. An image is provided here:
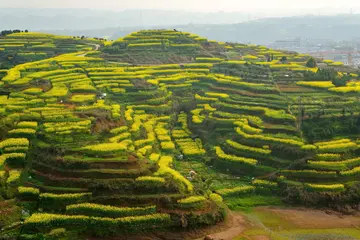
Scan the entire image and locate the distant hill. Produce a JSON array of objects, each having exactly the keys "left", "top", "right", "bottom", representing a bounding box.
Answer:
[
  {"left": 174, "top": 14, "right": 360, "bottom": 44},
  {"left": 0, "top": 8, "right": 250, "bottom": 30},
  {"left": 3, "top": 9, "right": 360, "bottom": 45},
  {"left": 40, "top": 14, "right": 360, "bottom": 45}
]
